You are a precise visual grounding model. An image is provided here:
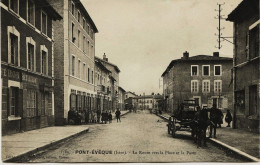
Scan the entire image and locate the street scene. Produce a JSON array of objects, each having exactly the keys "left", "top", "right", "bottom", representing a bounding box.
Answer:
[{"left": 1, "top": 0, "right": 259, "bottom": 163}]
